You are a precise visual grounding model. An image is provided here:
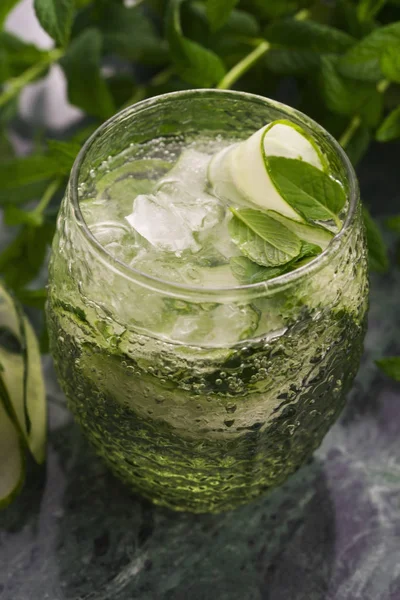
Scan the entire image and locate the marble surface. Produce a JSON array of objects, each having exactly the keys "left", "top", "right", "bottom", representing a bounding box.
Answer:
[{"left": 0, "top": 247, "right": 399, "bottom": 600}]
